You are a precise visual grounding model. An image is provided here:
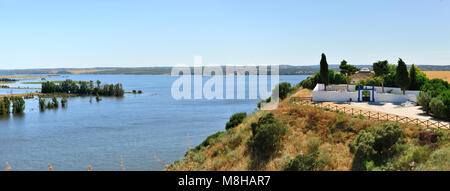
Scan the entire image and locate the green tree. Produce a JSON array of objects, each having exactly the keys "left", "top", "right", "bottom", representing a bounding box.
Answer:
[
  {"left": 38, "top": 96, "right": 46, "bottom": 111},
  {"left": 96, "top": 93, "right": 102, "bottom": 102},
  {"left": 395, "top": 58, "right": 409, "bottom": 94},
  {"left": 339, "top": 60, "right": 359, "bottom": 91},
  {"left": 11, "top": 97, "right": 25, "bottom": 114},
  {"left": 320, "top": 53, "right": 329, "bottom": 90},
  {"left": 409, "top": 64, "right": 419, "bottom": 90},
  {"left": 277, "top": 82, "right": 292, "bottom": 100},
  {"left": 0, "top": 100, "right": 7, "bottom": 115},
  {"left": 61, "top": 97, "right": 68, "bottom": 107},
  {"left": 408, "top": 65, "right": 428, "bottom": 90},
  {"left": 373, "top": 60, "right": 389, "bottom": 93},
  {"left": 420, "top": 78, "right": 449, "bottom": 97},
  {"left": 52, "top": 97, "right": 59, "bottom": 108}
]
